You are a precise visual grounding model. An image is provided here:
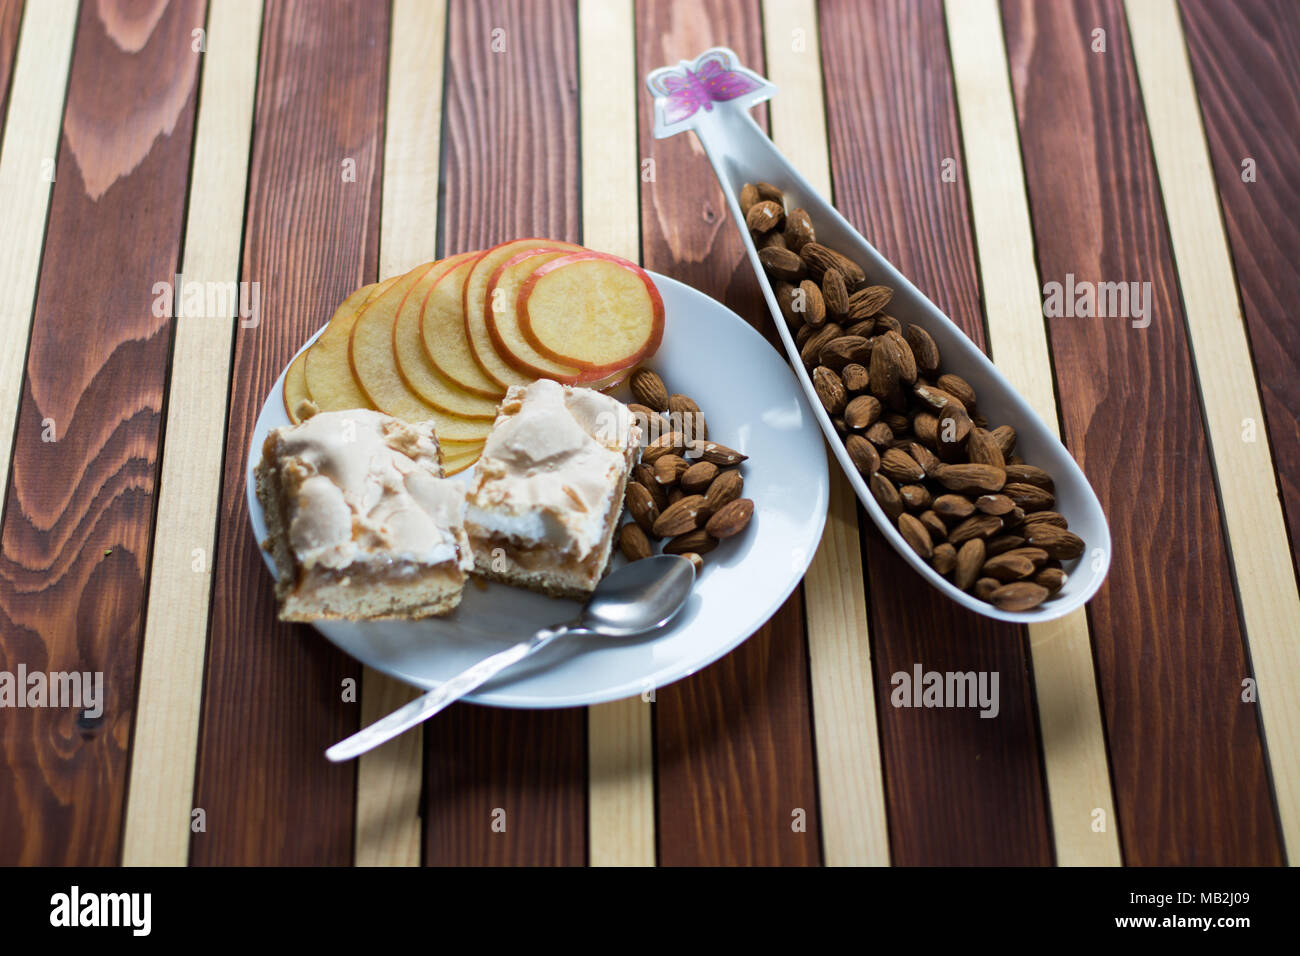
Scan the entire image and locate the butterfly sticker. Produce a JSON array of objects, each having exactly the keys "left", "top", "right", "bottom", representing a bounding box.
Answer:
[{"left": 646, "top": 47, "right": 776, "bottom": 139}]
